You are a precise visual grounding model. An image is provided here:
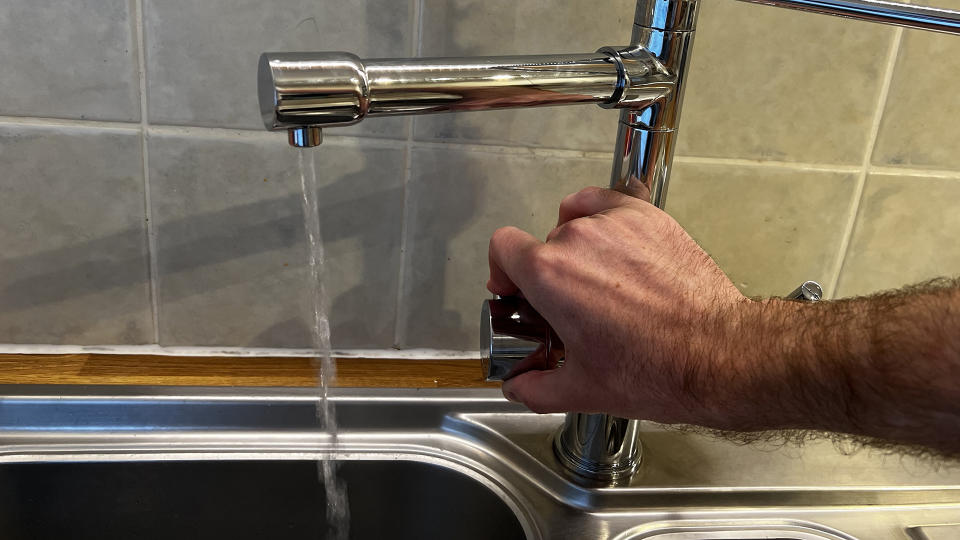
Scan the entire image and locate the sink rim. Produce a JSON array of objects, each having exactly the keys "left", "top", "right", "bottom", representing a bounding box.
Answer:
[
  {"left": 613, "top": 518, "right": 859, "bottom": 539},
  {"left": 4, "top": 384, "right": 960, "bottom": 540}
]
